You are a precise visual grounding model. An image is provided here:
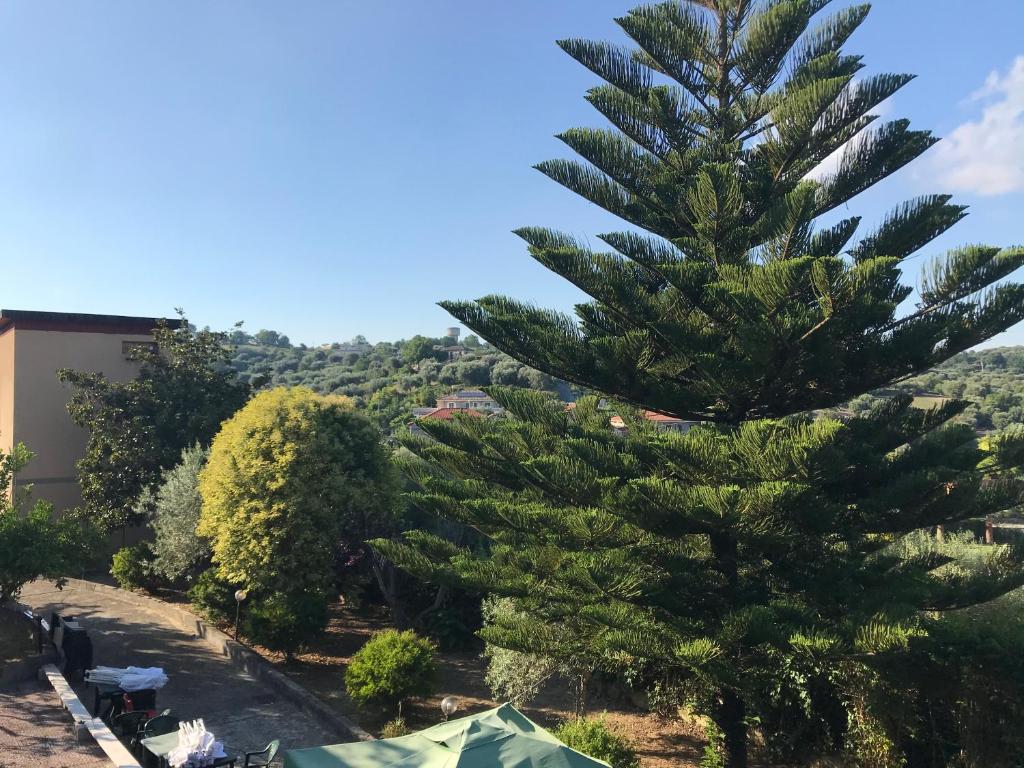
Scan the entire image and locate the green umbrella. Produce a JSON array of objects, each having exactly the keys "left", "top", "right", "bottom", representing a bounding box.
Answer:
[{"left": 282, "top": 704, "right": 611, "bottom": 768}]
